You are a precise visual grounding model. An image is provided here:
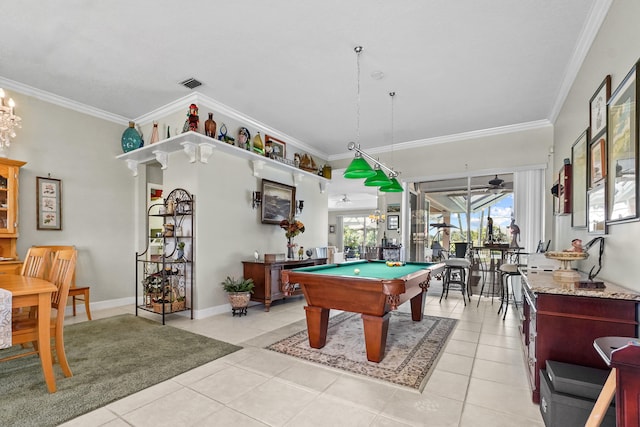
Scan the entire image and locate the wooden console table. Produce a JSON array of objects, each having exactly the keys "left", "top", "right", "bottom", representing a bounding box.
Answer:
[
  {"left": 242, "top": 258, "right": 327, "bottom": 311},
  {"left": 520, "top": 269, "right": 640, "bottom": 404}
]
